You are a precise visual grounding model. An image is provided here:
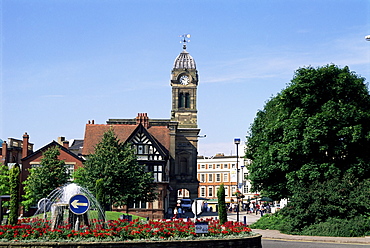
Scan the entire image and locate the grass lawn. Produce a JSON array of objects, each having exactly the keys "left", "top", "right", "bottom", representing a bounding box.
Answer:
[{"left": 105, "top": 211, "right": 144, "bottom": 221}]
